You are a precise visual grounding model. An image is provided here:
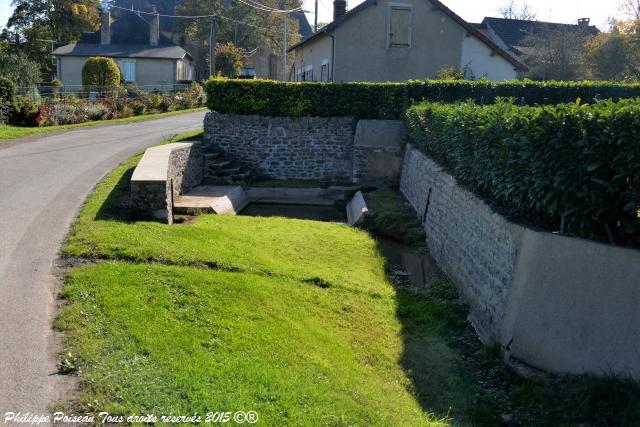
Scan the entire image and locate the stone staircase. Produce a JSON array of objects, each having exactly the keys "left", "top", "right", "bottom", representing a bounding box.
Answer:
[{"left": 203, "top": 146, "right": 252, "bottom": 185}]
